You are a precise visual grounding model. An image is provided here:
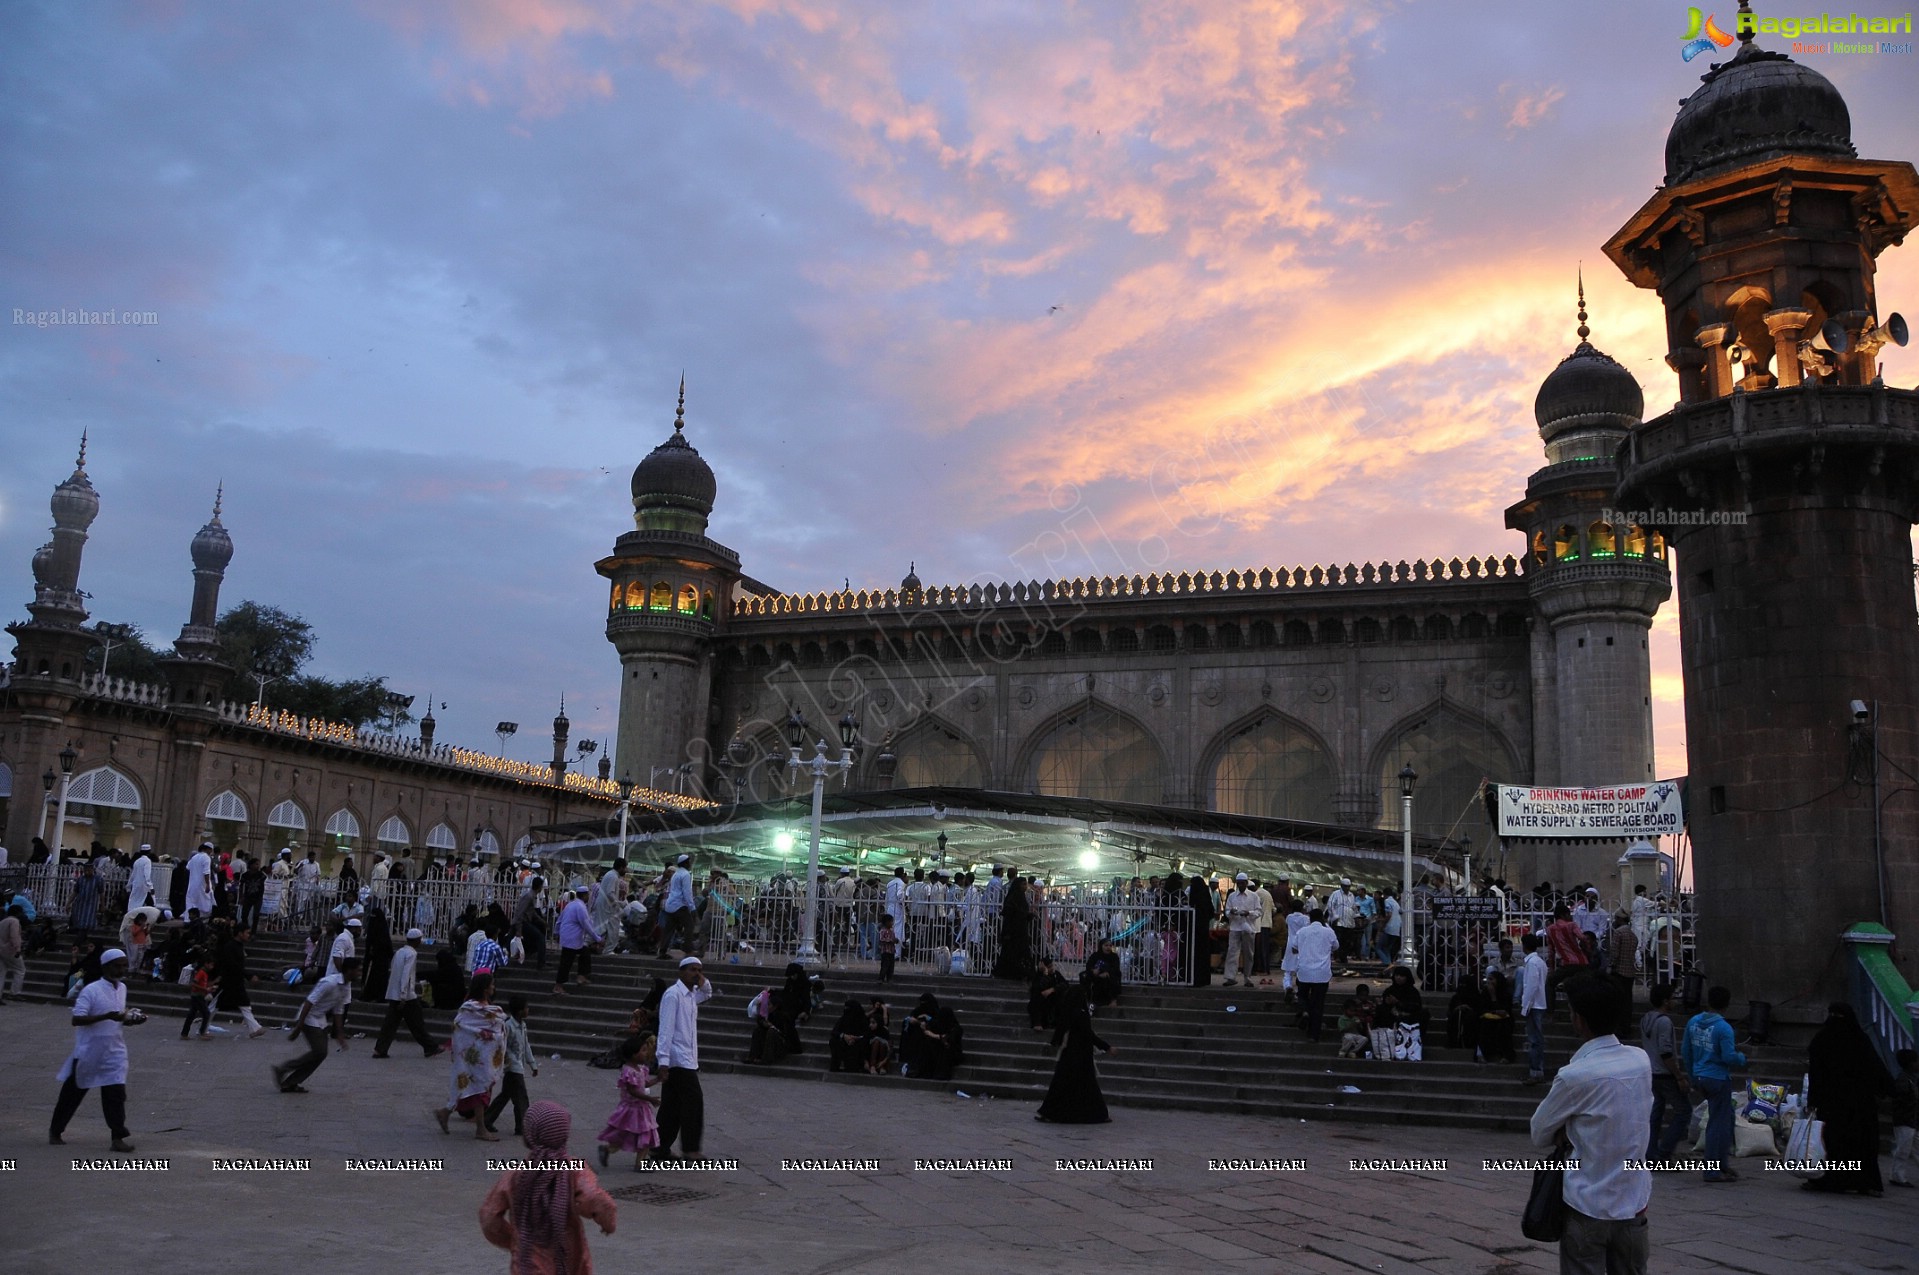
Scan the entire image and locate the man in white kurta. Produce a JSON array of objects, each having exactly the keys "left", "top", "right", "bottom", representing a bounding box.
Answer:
[
  {"left": 125, "top": 848, "right": 155, "bottom": 911},
  {"left": 51, "top": 948, "right": 137, "bottom": 1149},
  {"left": 184, "top": 844, "right": 216, "bottom": 919}
]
